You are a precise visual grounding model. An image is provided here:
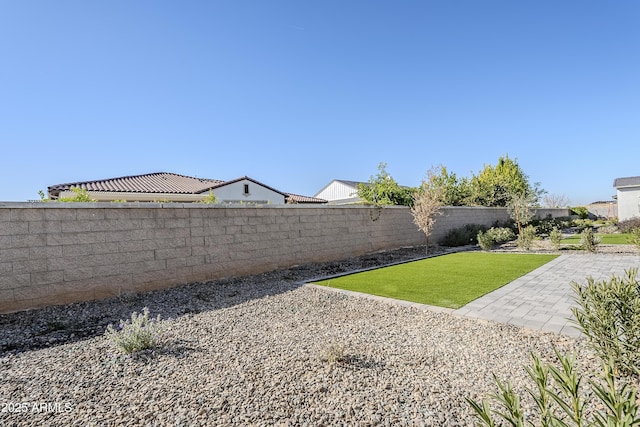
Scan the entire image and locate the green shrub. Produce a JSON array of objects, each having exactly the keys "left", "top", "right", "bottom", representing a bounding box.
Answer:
[
  {"left": 572, "top": 269, "right": 640, "bottom": 376},
  {"left": 468, "top": 351, "right": 639, "bottom": 426},
  {"left": 105, "top": 308, "right": 166, "bottom": 355},
  {"left": 440, "top": 224, "right": 487, "bottom": 247},
  {"left": 488, "top": 227, "right": 516, "bottom": 243},
  {"left": 549, "top": 227, "right": 563, "bottom": 250},
  {"left": 580, "top": 228, "right": 601, "bottom": 253},
  {"left": 477, "top": 230, "right": 494, "bottom": 251},
  {"left": 517, "top": 225, "right": 536, "bottom": 250},
  {"left": 628, "top": 228, "right": 640, "bottom": 250},
  {"left": 571, "top": 206, "right": 590, "bottom": 219}
]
